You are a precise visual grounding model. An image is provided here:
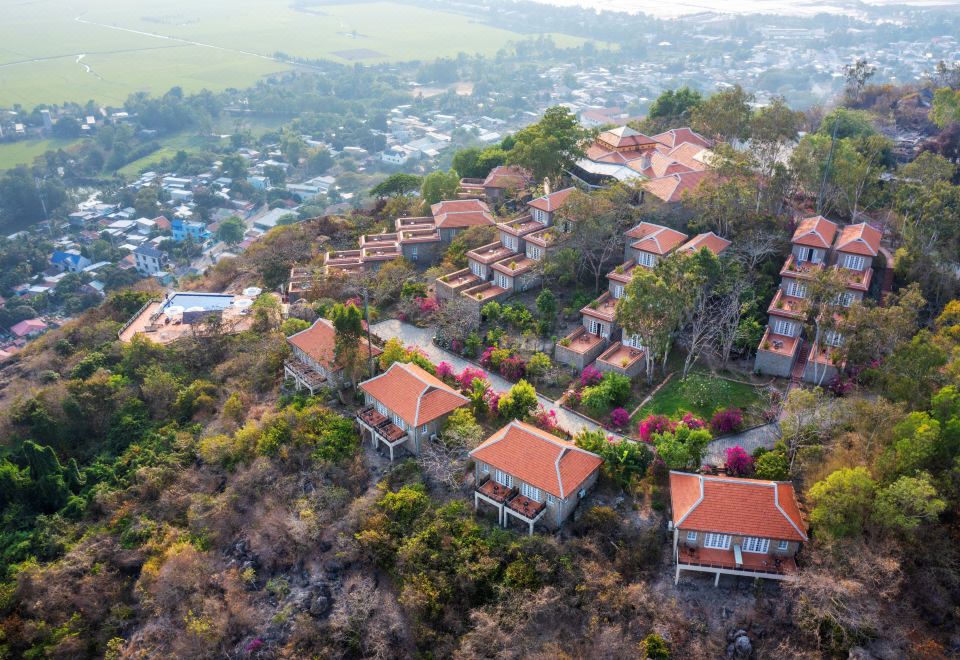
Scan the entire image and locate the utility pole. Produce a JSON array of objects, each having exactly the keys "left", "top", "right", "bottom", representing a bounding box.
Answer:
[{"left": 363, "top": 286, "right": 375, "bottom": 377}]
